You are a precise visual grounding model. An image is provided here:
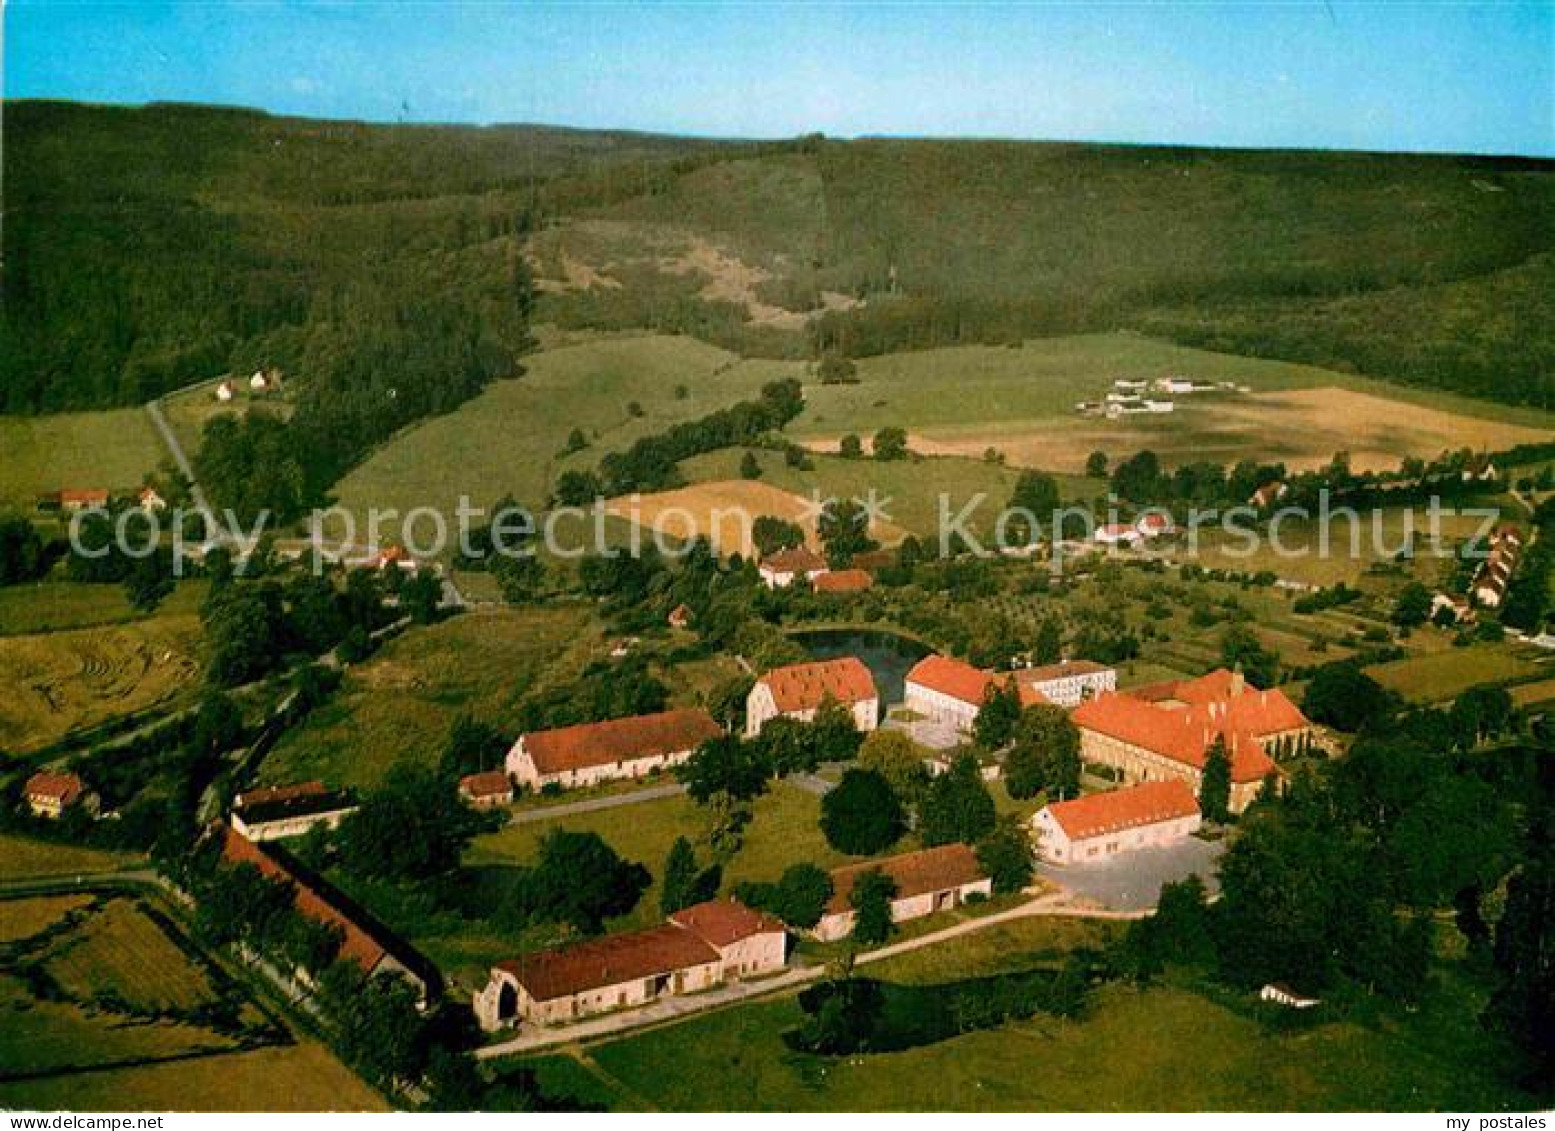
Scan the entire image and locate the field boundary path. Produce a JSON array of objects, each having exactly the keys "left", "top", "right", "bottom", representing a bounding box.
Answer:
[
  {"left": 146, "top": 395, "right": 225, "bottom": 543},
  {"left": 476, "top": 889, "right": 1144, "bottom": 1059},
  {"left": 504, "top": 782, "right": 687, "bottom": 826}
]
